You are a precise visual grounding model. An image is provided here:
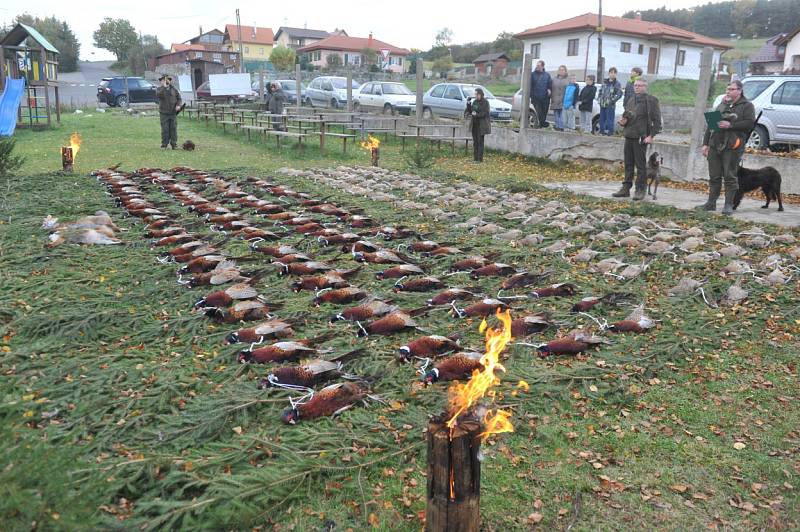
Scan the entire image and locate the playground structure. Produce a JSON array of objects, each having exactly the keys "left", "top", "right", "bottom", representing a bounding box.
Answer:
[{"left": 0, "top": 23, "right": 61, "bottom": 133}]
